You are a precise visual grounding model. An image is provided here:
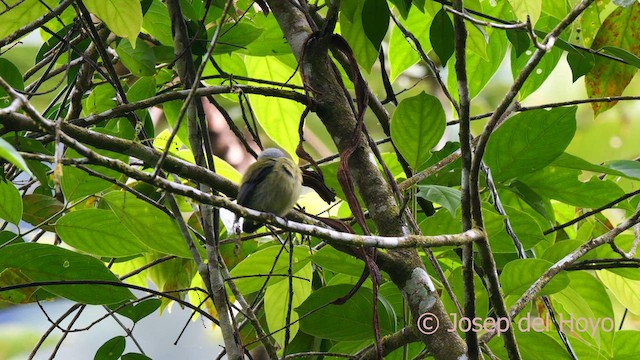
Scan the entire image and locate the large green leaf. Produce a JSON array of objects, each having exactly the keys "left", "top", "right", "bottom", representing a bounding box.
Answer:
[
  {"left": 95, "top": 336, "right": 126, "bottom": 360},
  {"left": 265, "top": 262, "right": 312, "bottom": 347},
  {"left": 244, "top": 56, "right": 302, "bottom": 160},
  {"left": 507, "top": 0, "right": 541, "bottom": 26},
  {"left": 484, "top": 107, "right": 577, "bottom": 181},
  {"left": 61, "top": 135, "right": 129, "bottom": 202},
  {"left": 500, "top": 258, "right": 569, "bottom": 296},
  {"left": 242, "top": 14, "right": 290, "bottom": 56},
  {"left": 56, "top": 209, "right": 149, "bottom": 257},
  {"left": 388, "top": 8, "right": 433, "bottom": 81},
  {"left": 215, "top": 22, "right": 263, "bottom": 54},
  {"left": 520, "top": 167, "right": 625, "bottom": 208},
  {"left": 484, "top": 205, "right": 546, "bottom": 253},
  {"left": 430, "top": 8, "right": 454, "bottom": 64},
  {"left": 116, "top": 38, "right": 156, "bottom": 77},
  {"left": 339, "top": 1, "right": 379, "bottom": 71},
  {"left": 597, "top": 270, "right": 640, "bottom": 315},
  {"left": 552, "top": 153, "right": 626, "bottom": 177},
  {"left": 22, "top": 194, "right": 64, "bottom": 231},
  {"left": 0, "top": 58, "right": 24, "bottom": 108},
  {"left": 390, "top": 92, "right": 445, "bottom": 169},
  {"left": 566, "top": 272, "right": 615, "bottom": 353},
  {"left": 141, "top": 0, "right": 173, "bottom": 46},
  {"left": 511, "top": 29, "right": 562, "bottom": 99},
  {"left": 447, "top": 0, "right": 509, "bottom": 100},
  {"left": 0, "top": 138, "right": 33, "bottom": 178},
  {"left": 102, "top": 191, "right": 192, "bottom": 258},
  {"left": 297, "top": 284, "right": 395, "bottom": 341},
  {"left": 0, "top": 180, "right": 22, "bottom": 225},
  {"left": 311, "top": 246, "right": 365, "bottom": 278},
  {"left": 84, "top": 0, "right": 143, "bottom": 44},
  {"left": 0, "top": 0, "right": 57, "bottom": 40},
  {"left": 0, "top": 243, "right": 135, "bottom": 304},
  {"left": 417, "top": 185, "right": 460, "bottom": 216},
  {"left": 229, "top": 245, "right": 311, "bottom": 295},
  {"left": 613, "top": 331, "right": 640, "bottom": 359},
  {"left": 604, "top": 160, "right": 640, "bottom": 179},
  {"left": 361, "top": 0, "right": 389, "bottom": 52},
  {"left": 491, "top": 332, "right": 568, "bottom": 360},
  {"left": 585, "top": 3, "right": 640, "bottom": 115}
]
